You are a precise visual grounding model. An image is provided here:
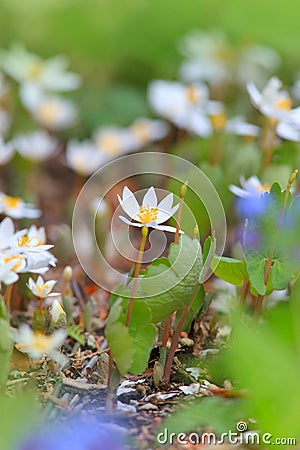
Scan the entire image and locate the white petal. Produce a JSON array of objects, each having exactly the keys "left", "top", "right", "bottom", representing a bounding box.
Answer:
[
  {"left": 119, "top": 216, "right": 143, "bottom": 227},
  {"left": 155, "top": 224, "right": 184, "bottom": 234},
  {"left": 229, "top": 185, "right": 250, "bottom": 198},
  {"left": 142, "top": 186, "right": 157, "bottom": 208},
  {"left": 119, "top": 187, "right": 140, "bottom": 218},
  {"left": 156, "top": 193, "right": 174, "bottom": 223}
]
